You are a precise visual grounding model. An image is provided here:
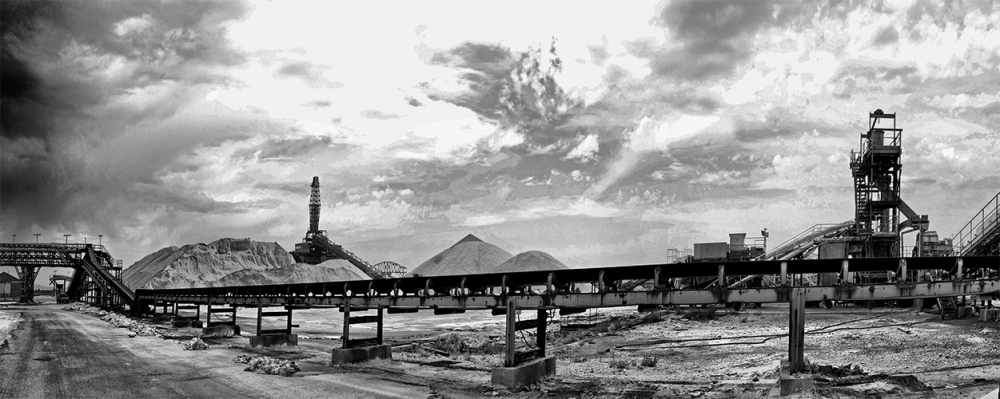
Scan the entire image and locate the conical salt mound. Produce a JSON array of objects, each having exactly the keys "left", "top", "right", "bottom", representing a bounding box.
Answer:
[
  {"left": 495, "top": 251, "right": 570, "bottom": 273},
  {"left": 408, "top": 234, "right": 513, "bottom": 276}
]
